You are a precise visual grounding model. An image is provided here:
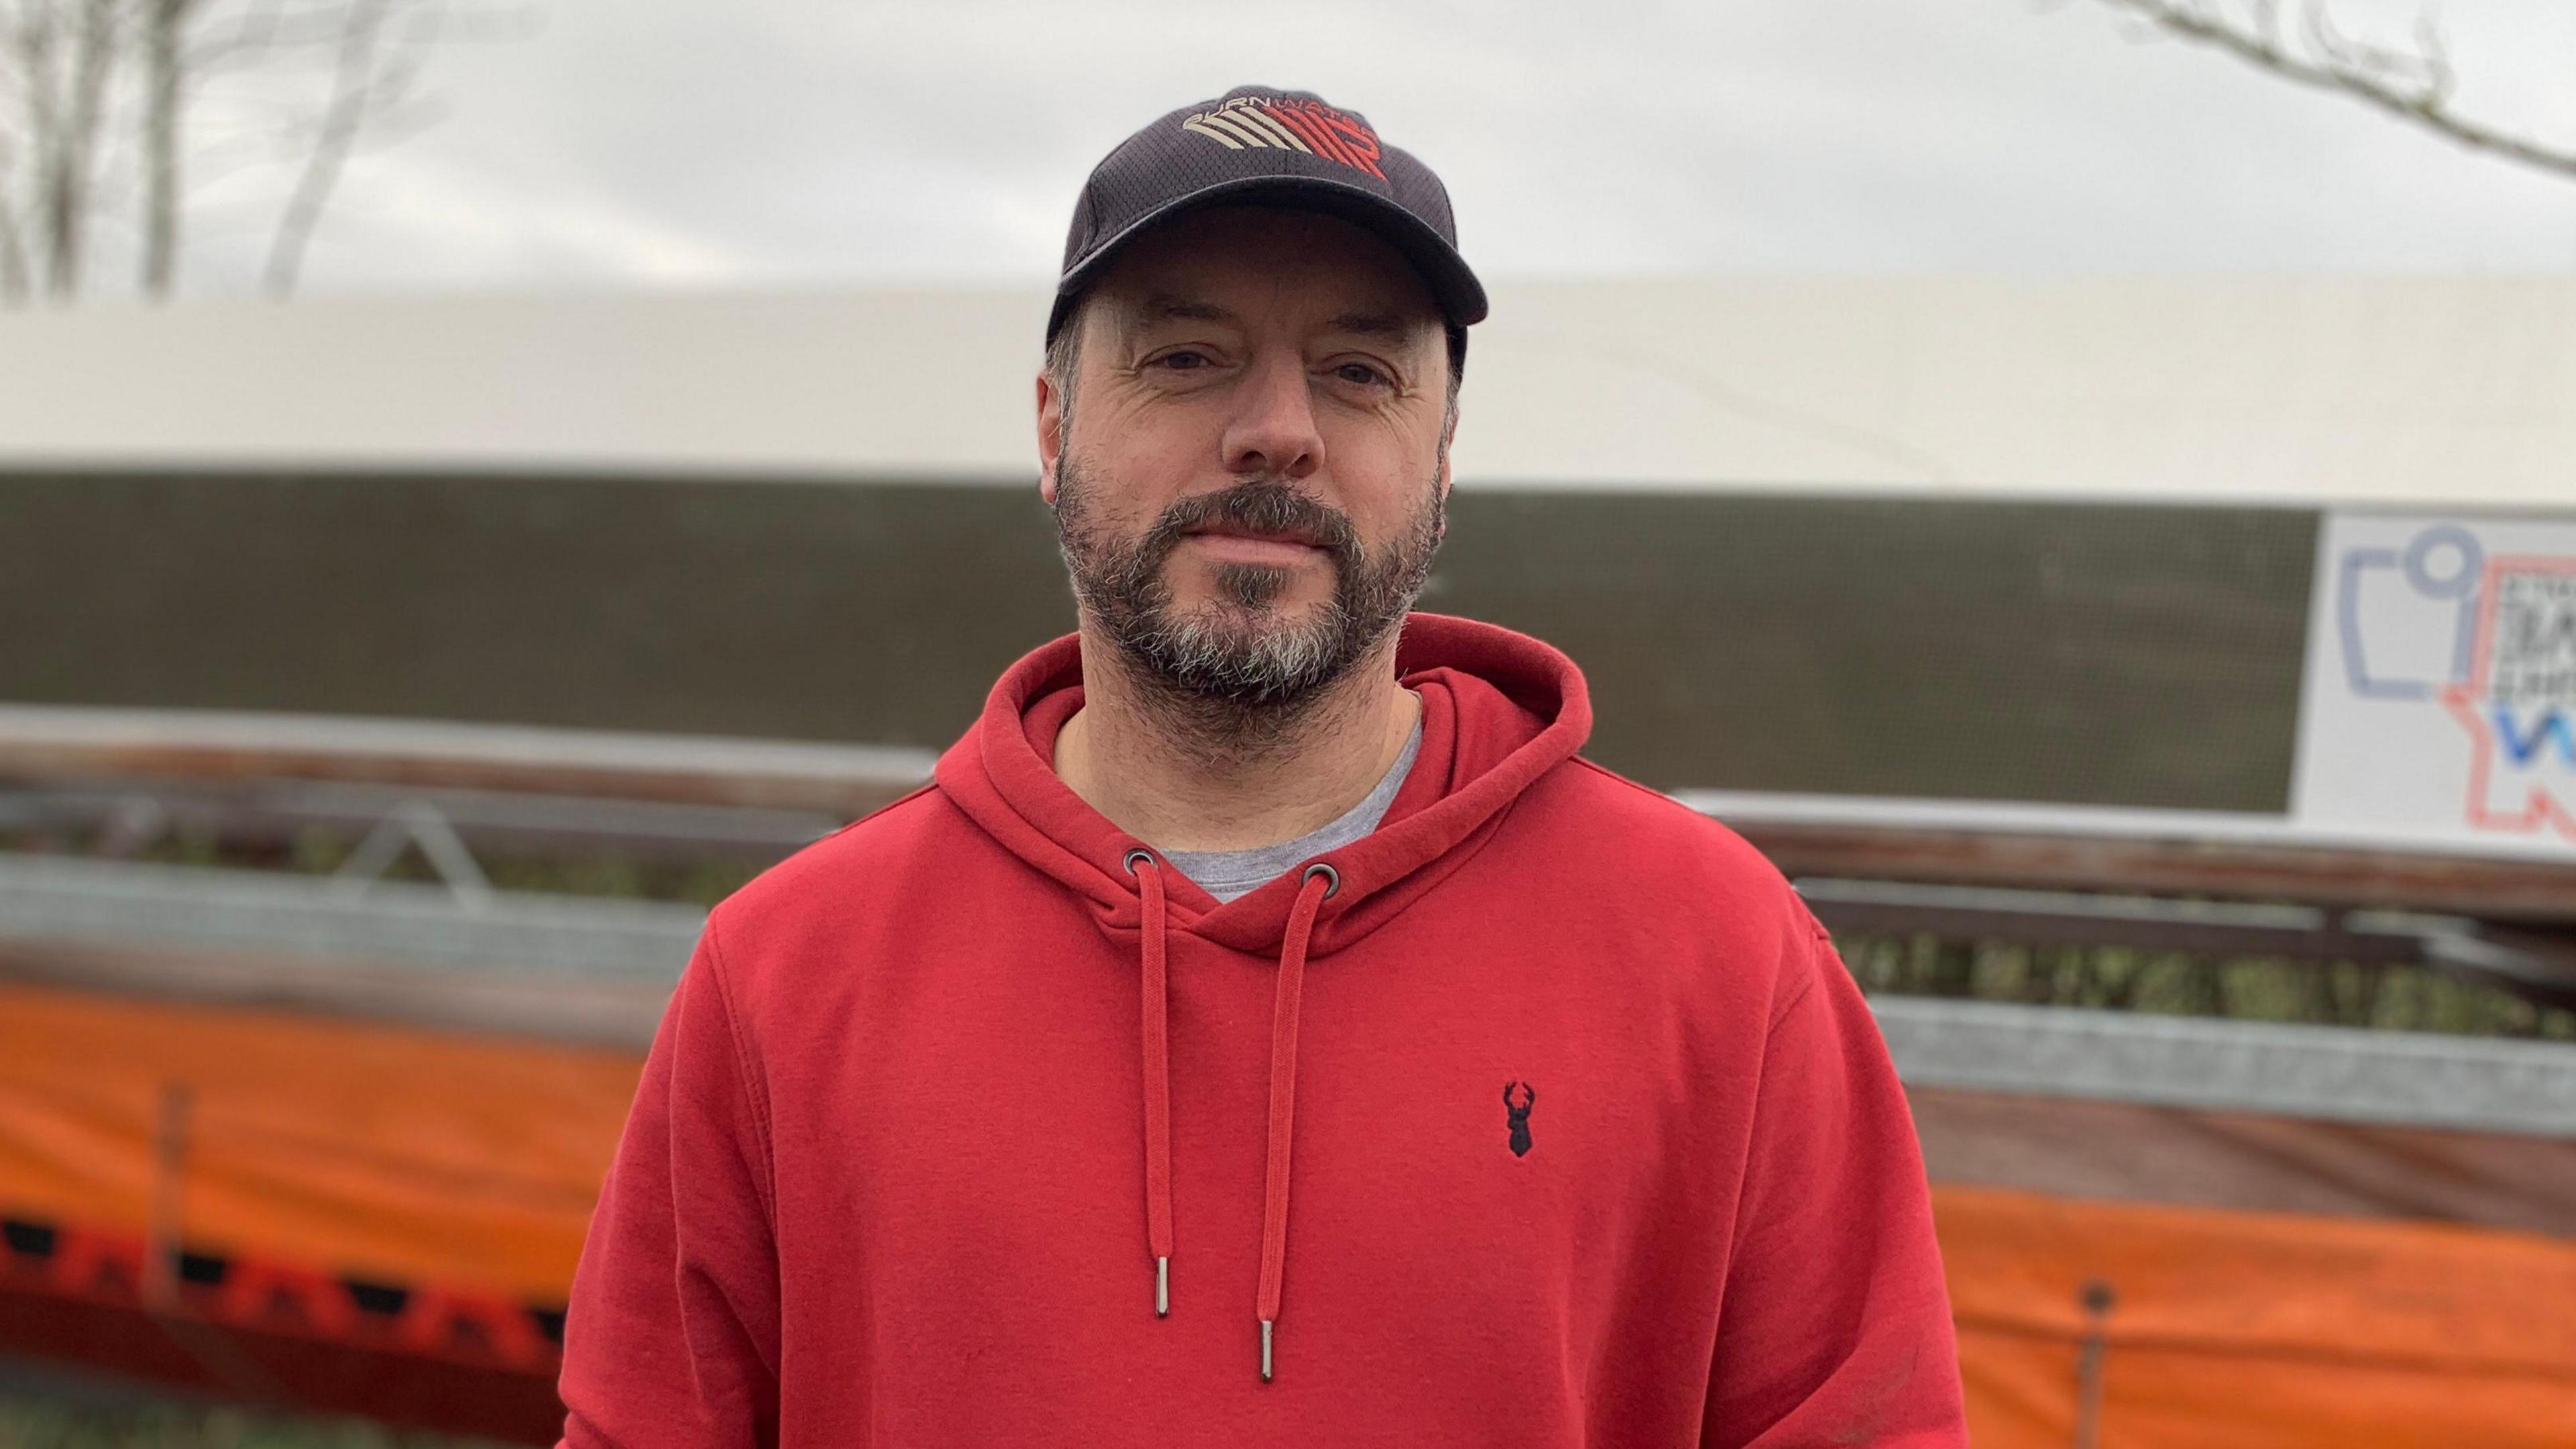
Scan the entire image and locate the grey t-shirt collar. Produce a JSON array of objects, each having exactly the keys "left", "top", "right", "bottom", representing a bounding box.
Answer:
[{"left": 1158, "top": 714, "right": 1424, "bottom": 904}]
